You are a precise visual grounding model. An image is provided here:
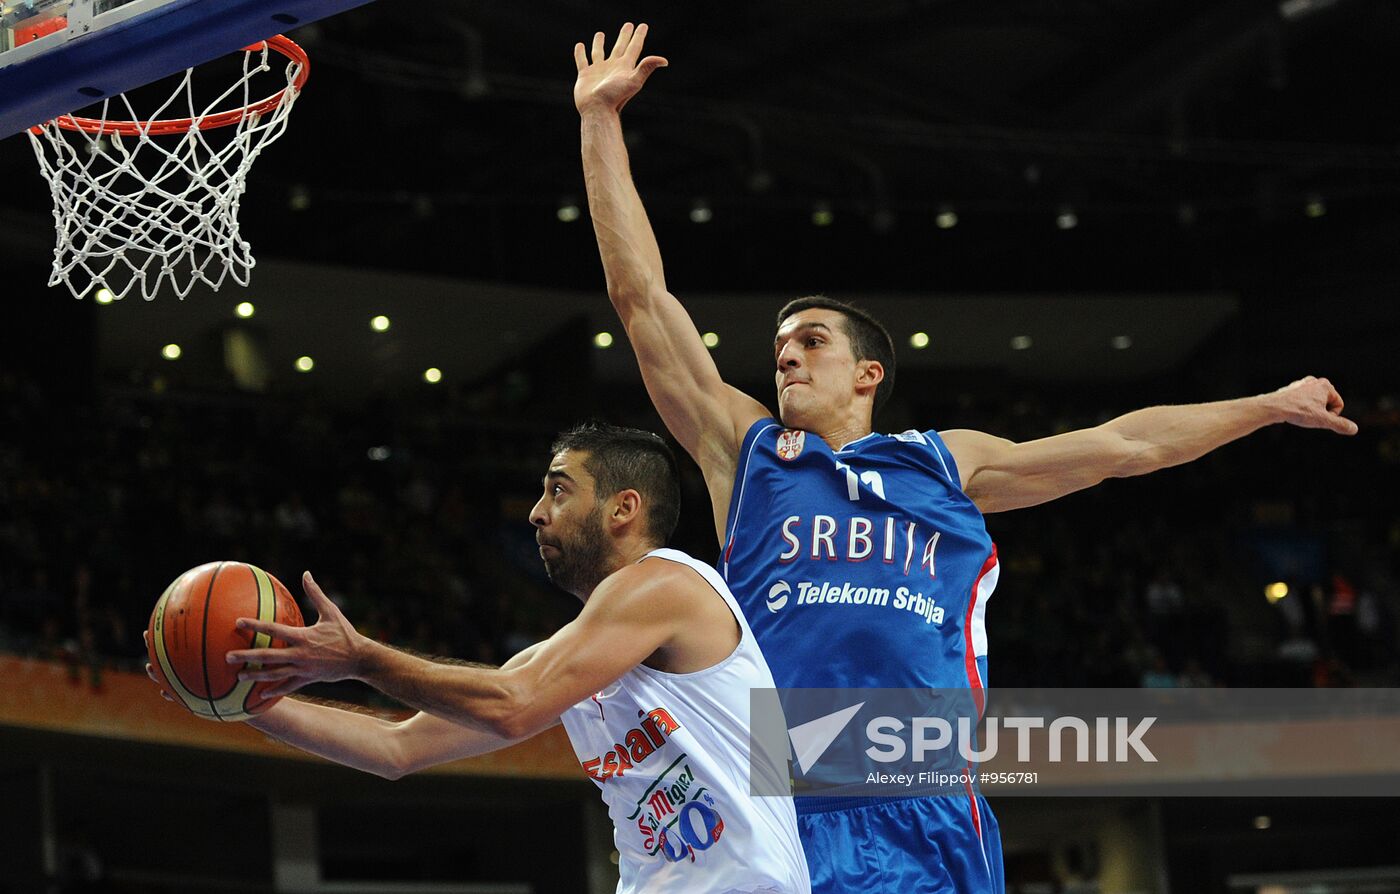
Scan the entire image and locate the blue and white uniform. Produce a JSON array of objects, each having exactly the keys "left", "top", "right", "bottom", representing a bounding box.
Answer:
[{"left": 720, "top": 419, "right": 1003, "bottom": 894}]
